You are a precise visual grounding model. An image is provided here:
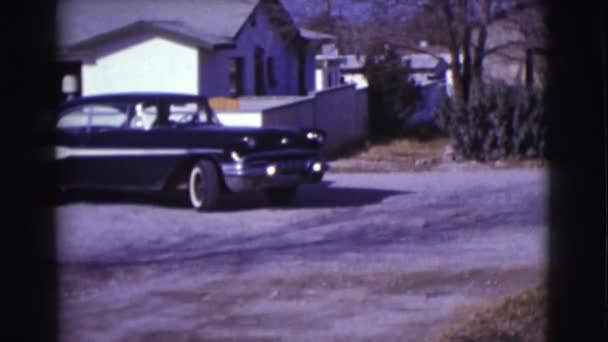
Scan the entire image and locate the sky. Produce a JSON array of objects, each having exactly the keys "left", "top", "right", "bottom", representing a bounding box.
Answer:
[{"left": 281, "top": 0, "right": 398, "bottom": 24}]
